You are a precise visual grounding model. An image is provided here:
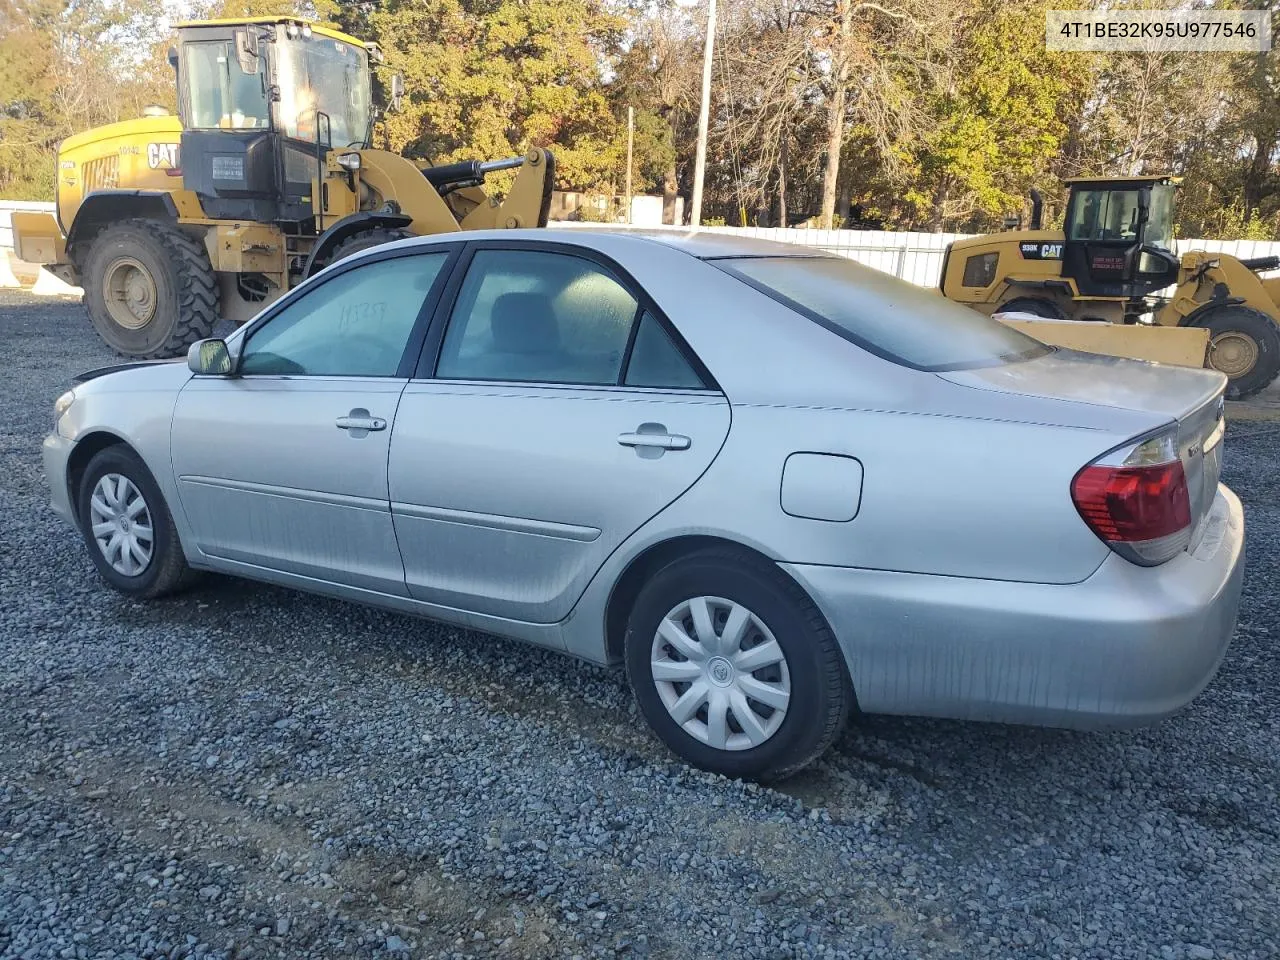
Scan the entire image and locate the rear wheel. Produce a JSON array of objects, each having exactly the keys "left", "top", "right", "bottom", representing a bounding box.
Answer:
[
  {"left": 995, "top": 296, "right": 1065, "bottom": 319},
  {"left": 624, "top": 547, "right": 852, "bottom": 781},
  {"left": 81, "top": 219, "right": 218, "bottom": 359},
  {"left": 1190, "top": 304, "right": 1280, "bottom": 400},
  {"left": 329, "top": 227, "right": 415, "bottom": 266}
]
